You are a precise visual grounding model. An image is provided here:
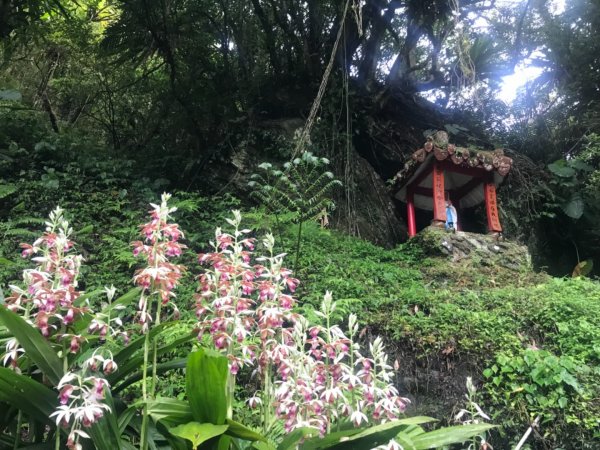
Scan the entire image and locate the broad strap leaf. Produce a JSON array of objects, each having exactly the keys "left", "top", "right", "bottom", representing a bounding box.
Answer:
[
  {"left": 186, "top": 348, "right": 229, "bottom": 425},
  {"left": 112, "top": 358, "right": 187, "bottom": 394},
  {"left": 277, "top": 427, "right": 319, "bottom": 450},
  {"left": 301, "top": 420, "right": 425, "bottom": 450},
  {"left": 169, "top": 422, "right": 229, "bottom": 448},
  {"left": 0, "top": 367, "right": 58, "bottom": 426},
  {"left": 225, "top": 418, "right": 268, "bottom": 442},
  {"left": 88, "top": 387, "right": 123, "bottom": 450},
  {"left": 0, "top": 307, "right": 63, "bottom": 385},
  {"left": 108, "top": 320, "right": 187, "bottom": 385},
  {"left": 147, "top": 397, "right": 194, "bottom": 427},
  {"left": 410, "top": 423, "right": 496, "bottom": 449}
]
